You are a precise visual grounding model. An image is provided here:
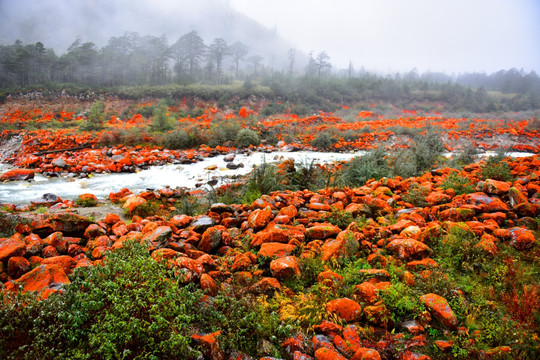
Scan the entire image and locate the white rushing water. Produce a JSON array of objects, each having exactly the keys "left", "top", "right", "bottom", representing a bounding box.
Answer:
[
  {"left": 0, "top": 151, "right": 365, "bottom": 205},
  {"left": 0, "top": 150, "right": 535, "bottom": 205}
]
